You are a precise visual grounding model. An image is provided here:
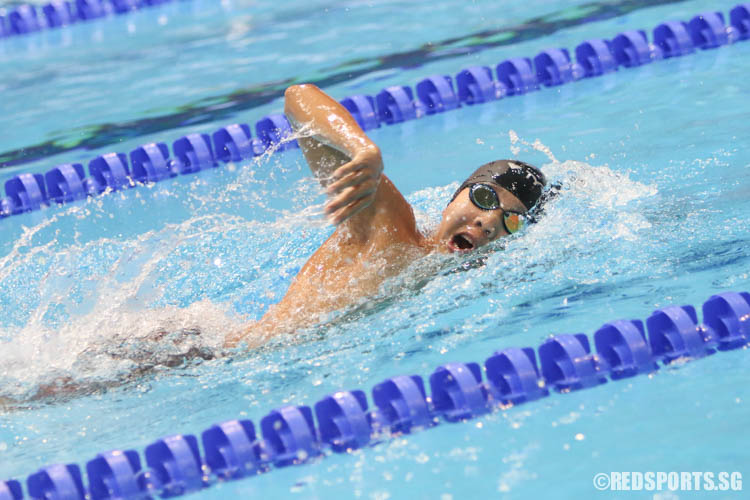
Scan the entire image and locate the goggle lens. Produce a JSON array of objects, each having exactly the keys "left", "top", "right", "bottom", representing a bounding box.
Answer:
[
  {"left": 469, "top": 184, "right": 526, "bottom": 235},
  {"left": 503, "top": 212, "right": 524, "bottom": 234},
  {"left": 469, "top": 184, "right": 500, "bottom": 210}
]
